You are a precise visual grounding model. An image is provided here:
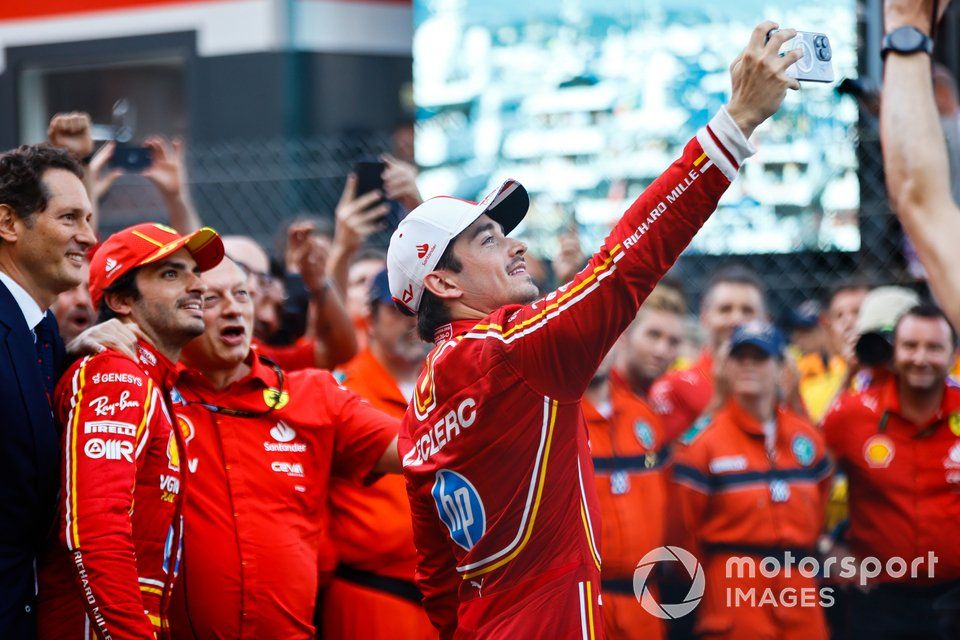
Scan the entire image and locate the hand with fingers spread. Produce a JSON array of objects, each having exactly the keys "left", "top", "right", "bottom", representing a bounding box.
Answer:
[
  {"left": 47, "top": 112, "right": 94, "bottom": 161},
  {"left": 66, "top": 319, "right": 146, "bottom": 361},
  {"left": 332, "top": 174, "right": 389, "bottom": 255},
  {"left": 382, "top": 153, "right": 423, "bottom": 211},
  {"left": 726, "top": 21, "right": 803, "bottom": 138},
  {"left": 87, "top": 141, "right": 123, "bottom": 204}
]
